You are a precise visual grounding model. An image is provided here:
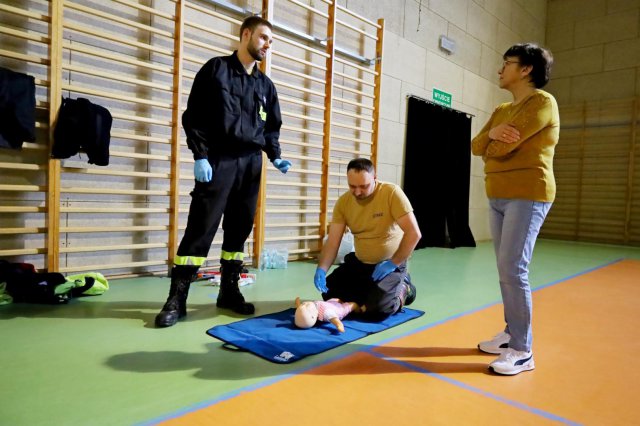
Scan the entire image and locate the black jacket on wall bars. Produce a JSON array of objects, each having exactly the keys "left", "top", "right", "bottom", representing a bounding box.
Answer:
[
  {"left": 0, "top": 67, "right": 36, "bottom": 150},
  {"left": 52, "top": 97, "right": 112, "bottom": 166},
  {"left": 403, "top": 96, "right": 476, "bottom": 249}
]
